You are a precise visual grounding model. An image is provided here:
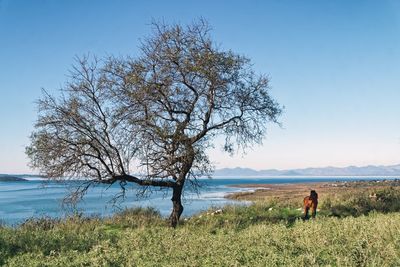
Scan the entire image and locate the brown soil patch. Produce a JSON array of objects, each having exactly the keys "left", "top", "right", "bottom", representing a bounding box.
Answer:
[{"left": 226, "top": 180, "right": 400, "bottom": 206}]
